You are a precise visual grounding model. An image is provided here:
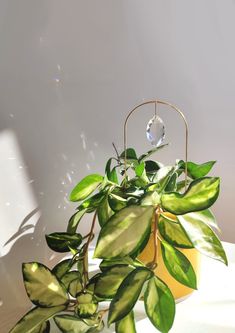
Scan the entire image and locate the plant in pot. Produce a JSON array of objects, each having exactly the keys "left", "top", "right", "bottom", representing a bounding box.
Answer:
[{"left": 10, "top": 100, "right": 227, "bottom": 333}]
